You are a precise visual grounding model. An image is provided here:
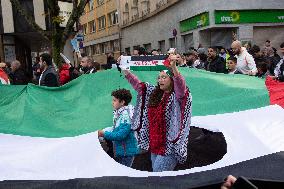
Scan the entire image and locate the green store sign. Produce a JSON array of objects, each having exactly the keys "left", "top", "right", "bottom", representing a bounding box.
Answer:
[
  {"left": 180, "top": 12, "right": 209, "bottom": 32},
  {"left": 215, "top": 9, "right": 284, "bottom": 24}
]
